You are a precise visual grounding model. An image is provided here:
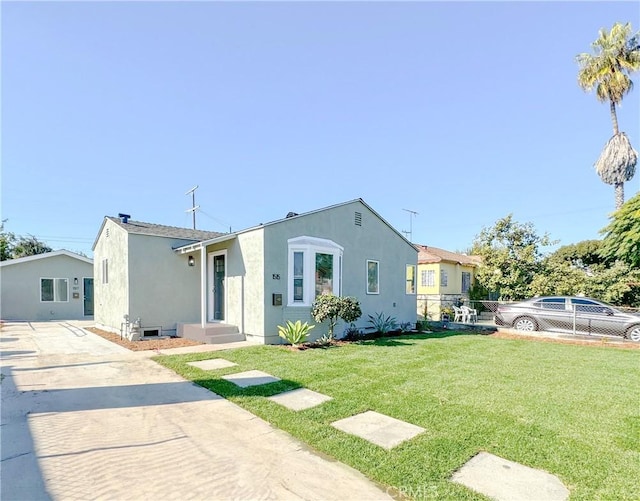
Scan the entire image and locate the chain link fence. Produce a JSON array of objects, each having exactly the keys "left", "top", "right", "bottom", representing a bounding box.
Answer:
[
  {"left": 488, "top": 298, "right": 639, "bottom": 341},
  {"left": 417, "top": 296, "right": 640, "bottom": 341}
]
